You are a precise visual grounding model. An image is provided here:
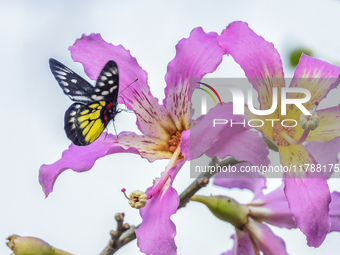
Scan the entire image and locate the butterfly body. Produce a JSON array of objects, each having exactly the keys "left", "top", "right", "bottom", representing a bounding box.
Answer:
[{"left": 49, "top": 58, "right": 120, "bottom": 146}]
